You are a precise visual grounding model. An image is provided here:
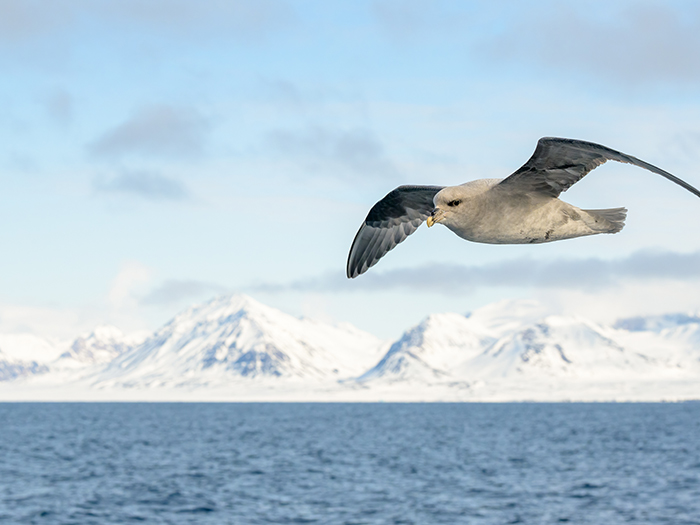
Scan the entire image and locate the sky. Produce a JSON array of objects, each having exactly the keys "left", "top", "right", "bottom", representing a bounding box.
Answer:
[{"left": 2, "top": 0, "right": 700, "bottom": 341}]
